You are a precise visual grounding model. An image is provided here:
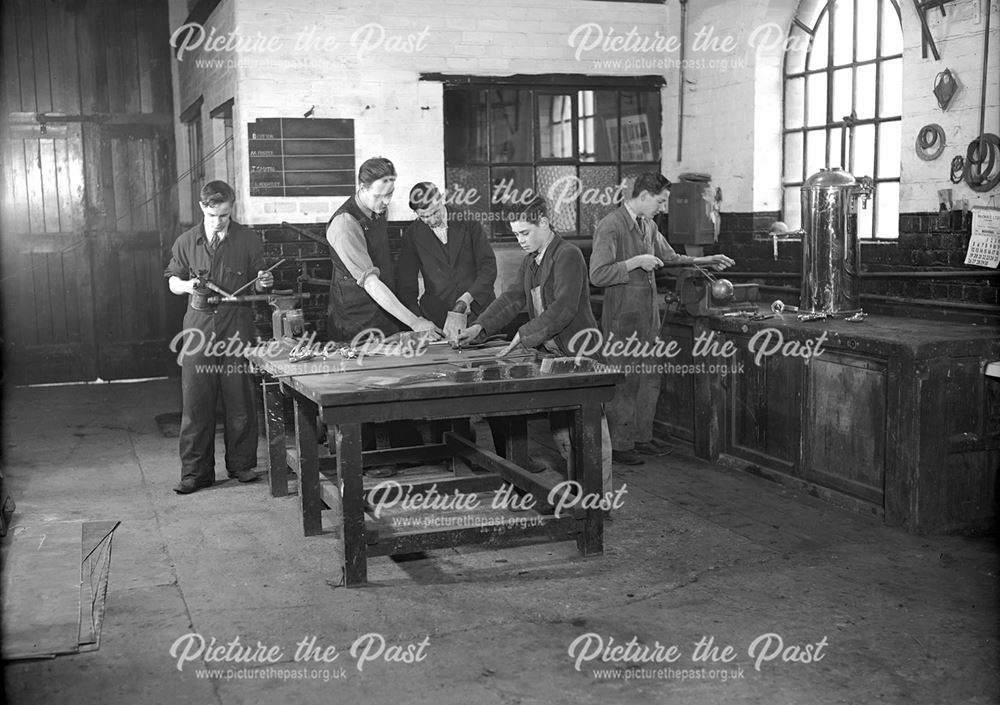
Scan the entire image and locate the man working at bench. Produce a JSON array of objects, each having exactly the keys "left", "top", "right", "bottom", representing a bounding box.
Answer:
[{"left": 455, "top": 196, "right": 612, "bottom": 496}]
